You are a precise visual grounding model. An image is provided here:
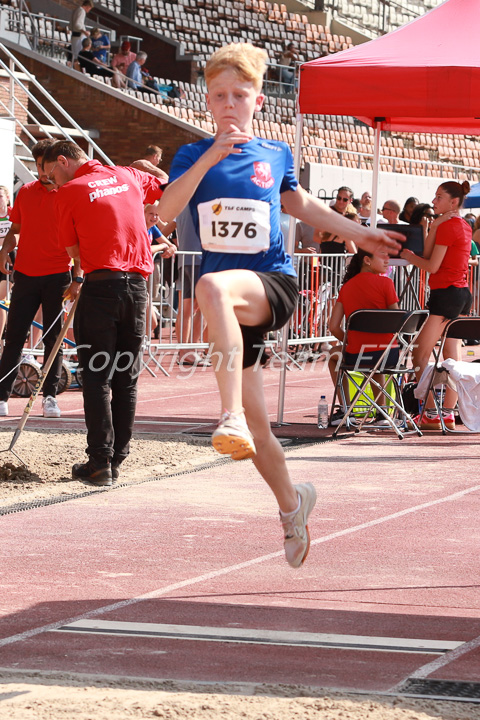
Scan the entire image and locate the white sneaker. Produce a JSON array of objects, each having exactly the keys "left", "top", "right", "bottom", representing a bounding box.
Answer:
[
  {"left": 211, "top": 410, "right": 256, "bottom": 461},
  {"left": 42, "top": 395, "right": 61, "bottom": 418},
  {"left": 0, "top": 400, "right": 8, "bottom": 416},
  {"left": 280, "top": 482, "right": 317, "bottom": 568}
]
